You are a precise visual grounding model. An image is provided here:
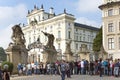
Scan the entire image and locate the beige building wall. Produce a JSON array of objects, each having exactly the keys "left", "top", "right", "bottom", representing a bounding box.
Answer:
[{"left": 99, "top": 0, "right": 120, "bottom": 60}]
